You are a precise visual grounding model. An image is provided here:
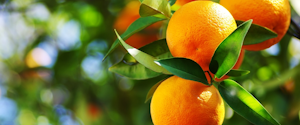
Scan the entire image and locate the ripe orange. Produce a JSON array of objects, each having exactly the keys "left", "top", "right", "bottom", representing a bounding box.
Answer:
[
  {"left": 172, "top": 0, "right": 213, "bottom": 10},
  {"left": 173, "top": 0, "right": 195, "bottom": 6},
  {"left": 151, "top": 76, "right": 225, "bottom": 125},
  {"left": 114, "top": 1, "right": 161, "bottom": 48},
  {"left": 173, "top": 0, "right": 213, "bottom": 6},
  {"left": 166, "top": 1, "right": 237, "bottom": 82},
  {"left": 219, "top": 0, "right": 291, "bottom": 51}
]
